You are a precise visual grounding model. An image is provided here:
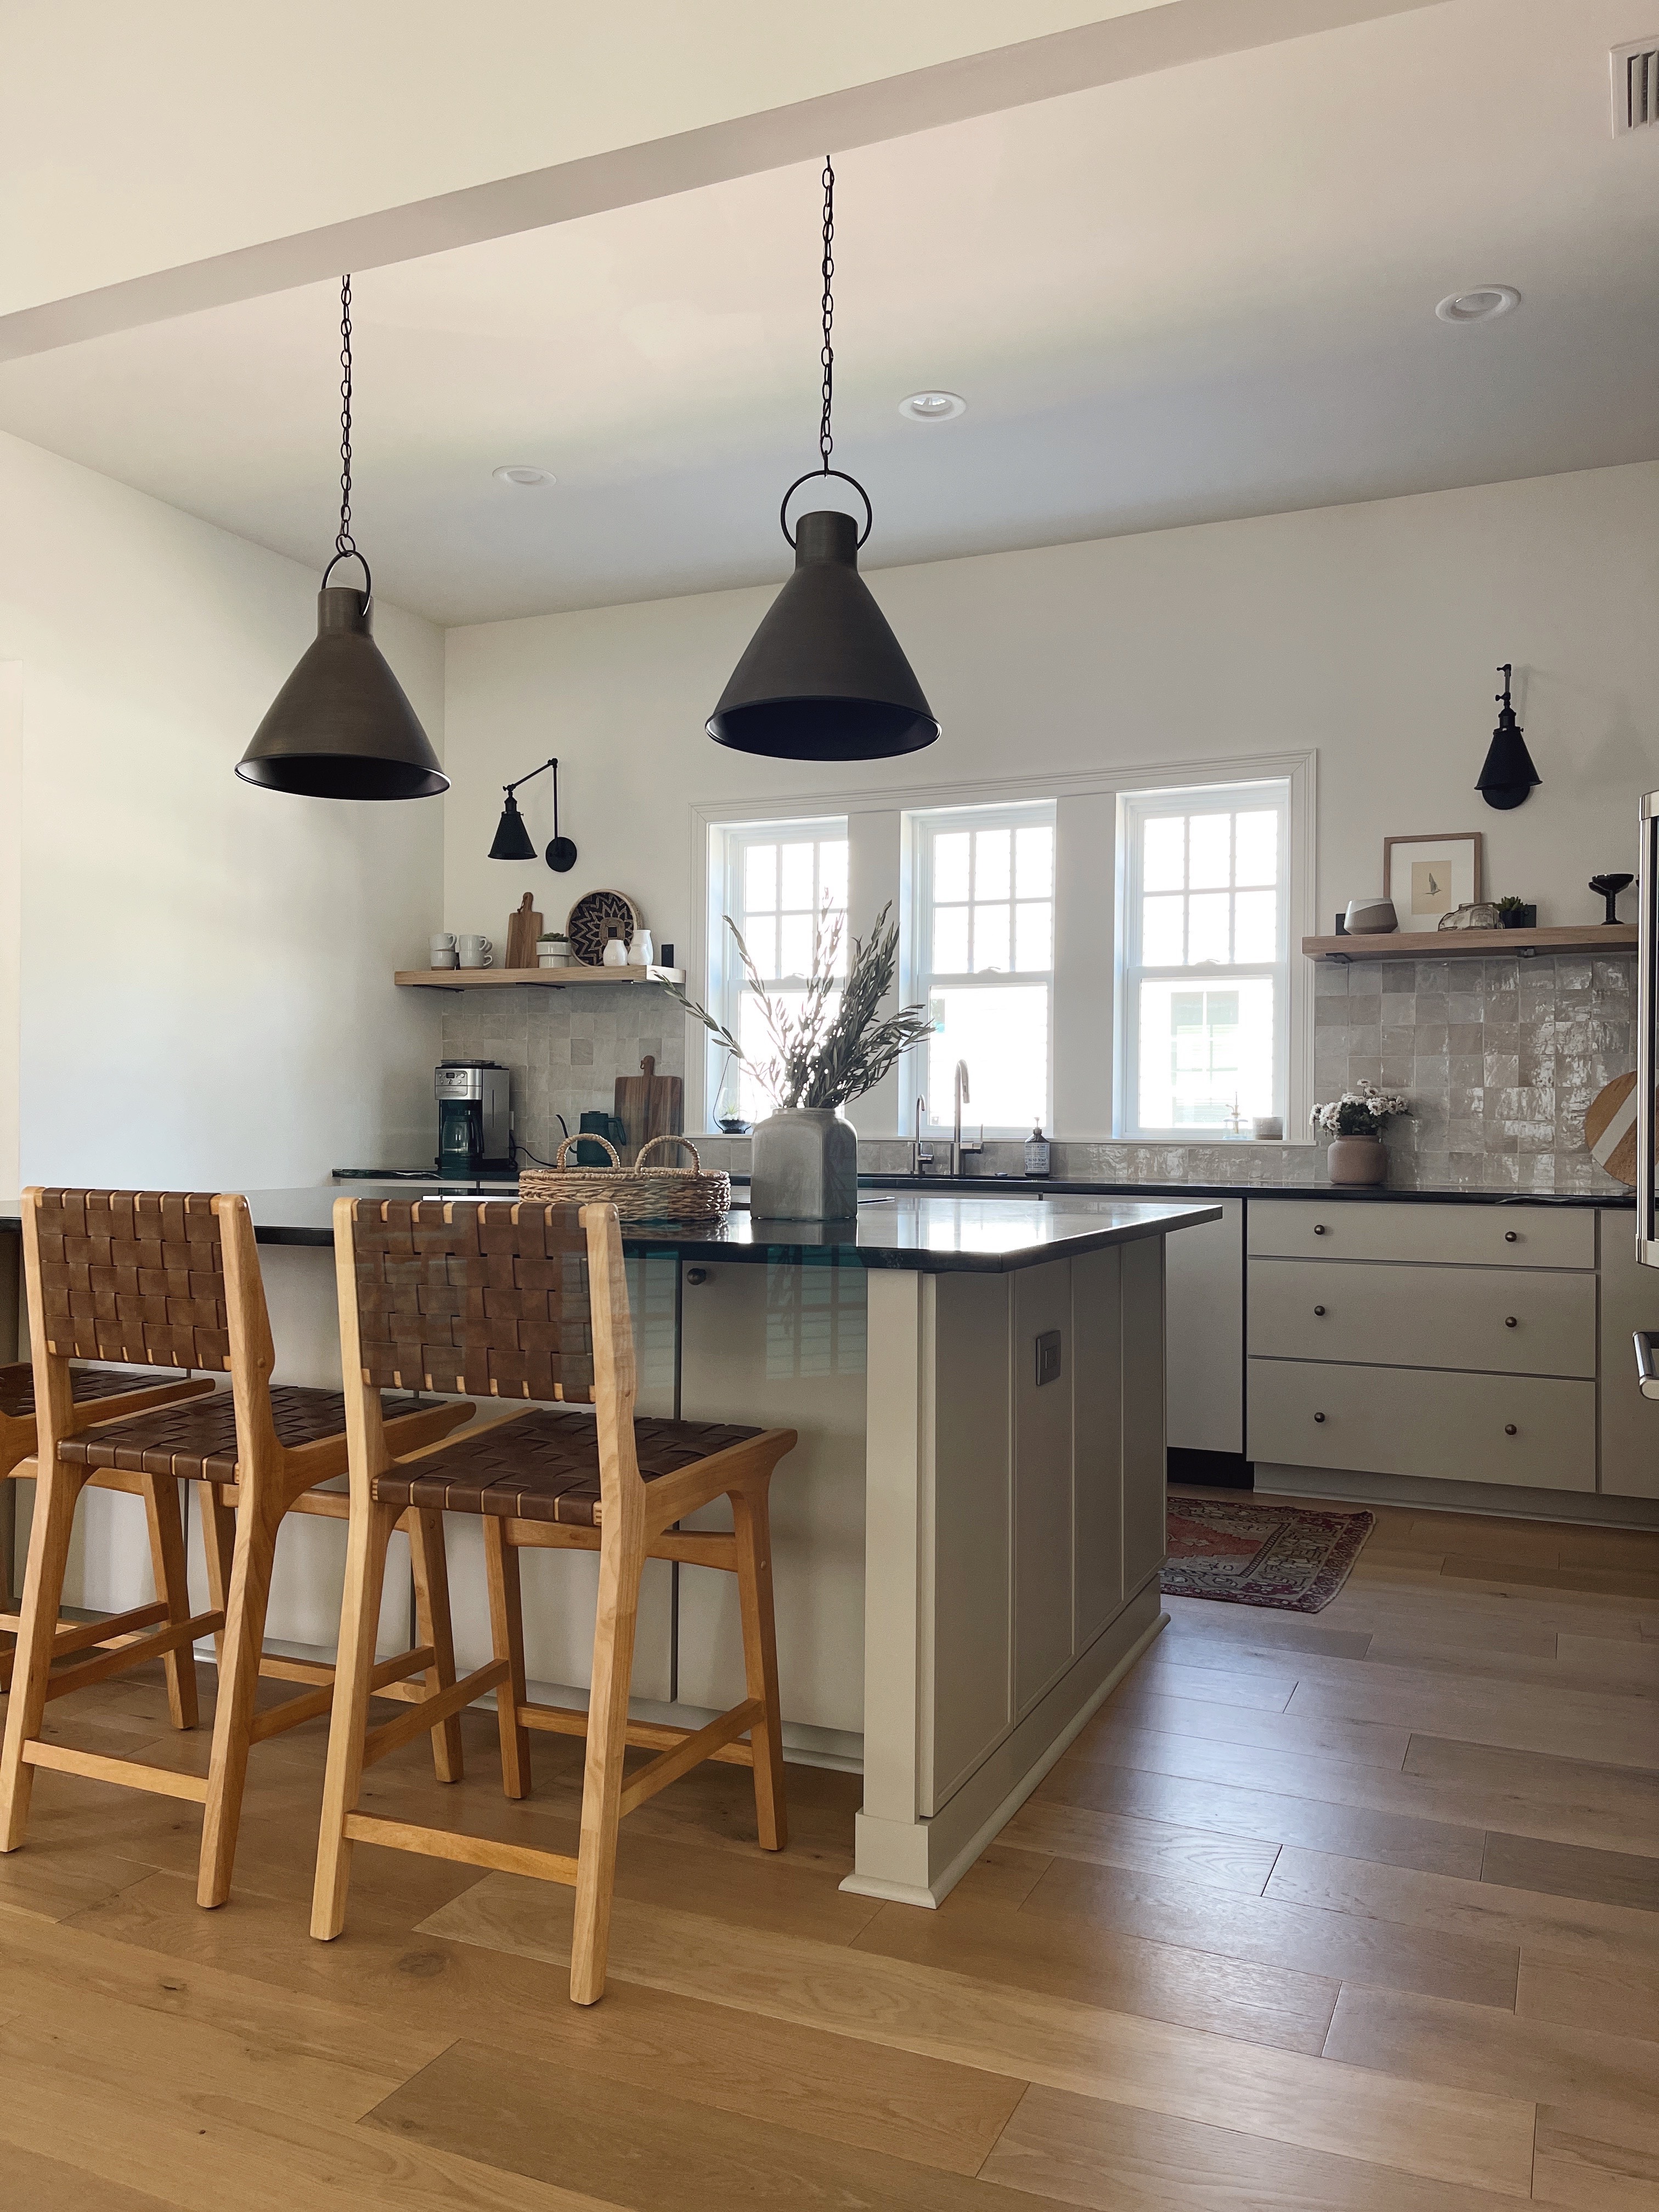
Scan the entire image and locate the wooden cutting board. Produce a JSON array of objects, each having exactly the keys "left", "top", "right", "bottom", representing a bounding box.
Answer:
[
  {"left": 505, "top": 893, "right": 542, "bottom": 970},
  {"left": 614, "top": 1055, "right": 684, "bottom": 1163},
  {"left": 1584, "top": 1069, "right": 1654, "bottom": 1187}
]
